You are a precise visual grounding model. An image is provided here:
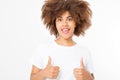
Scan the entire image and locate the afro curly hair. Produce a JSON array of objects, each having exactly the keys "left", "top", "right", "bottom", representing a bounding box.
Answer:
[{"left": 41, "top": 0, "right": 92, "bottom": 37}]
